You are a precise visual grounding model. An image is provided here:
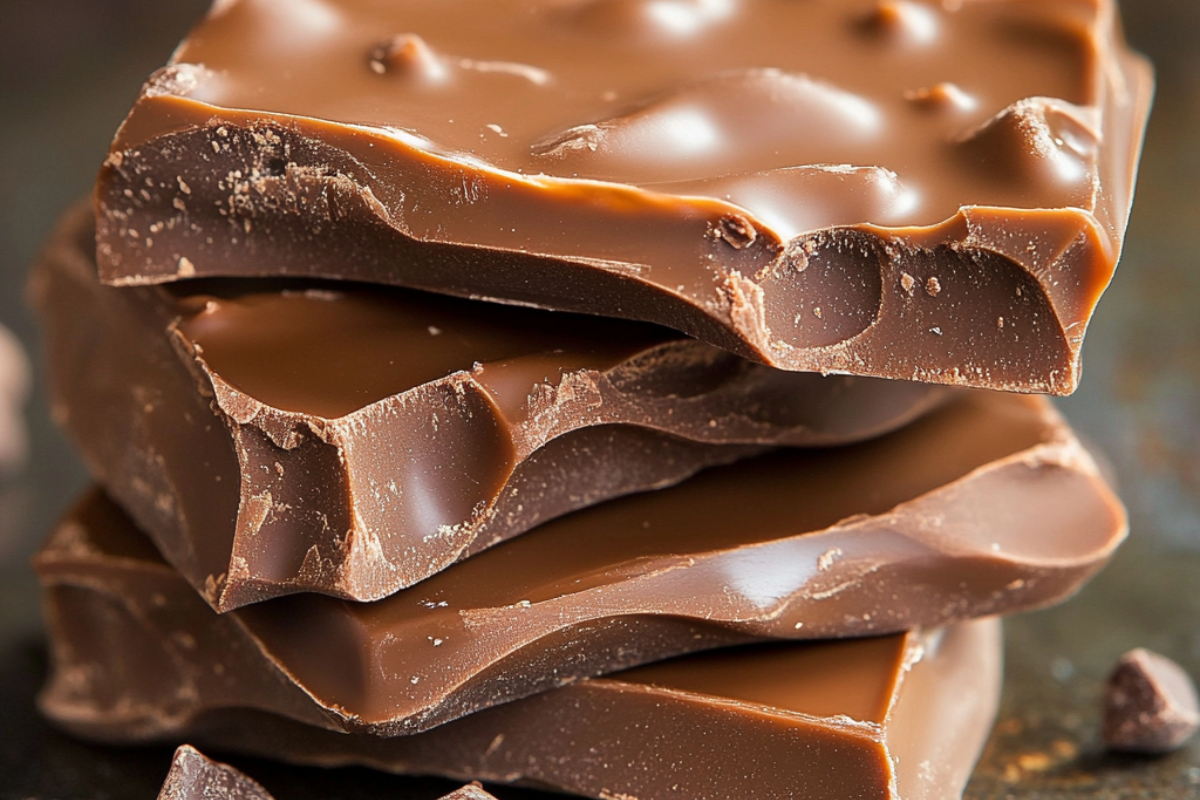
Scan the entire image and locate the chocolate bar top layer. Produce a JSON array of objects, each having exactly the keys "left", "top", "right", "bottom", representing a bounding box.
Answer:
[
  {"left": 36, "top": 387, "right": 1122, "bottom": 734},
  {"left": 157, "top": 746, "right": 498, "bottom": 800},
  {"left": 41, "top": 531, "right": 1002, "bottom": 800},
  {"left": 34, "top": 205, "right": 948, "bottom": 609},
  {"left": 97, "top": 0, "right": 1152, "bottom": 393}
]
